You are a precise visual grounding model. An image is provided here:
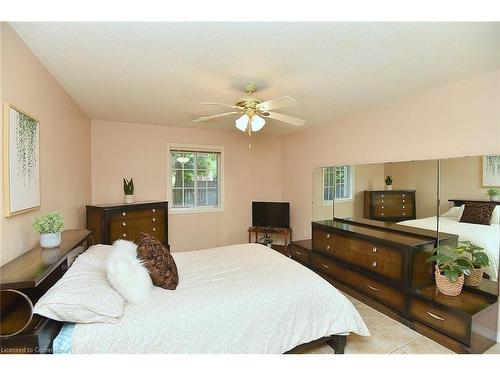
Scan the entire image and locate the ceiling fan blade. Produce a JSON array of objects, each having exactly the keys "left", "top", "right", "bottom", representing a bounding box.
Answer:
[
  {"left": 256, "top": 96, "right": 297, "bottom": 111},
  {"left": 200, "top": 101, "right": 242, "bottom": 110},
  {"left": 262, "top": 111, "right": 305, "bottom": 126},
  {"left": 193, "top": 111, "right": 240, "bottom": 122}
]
